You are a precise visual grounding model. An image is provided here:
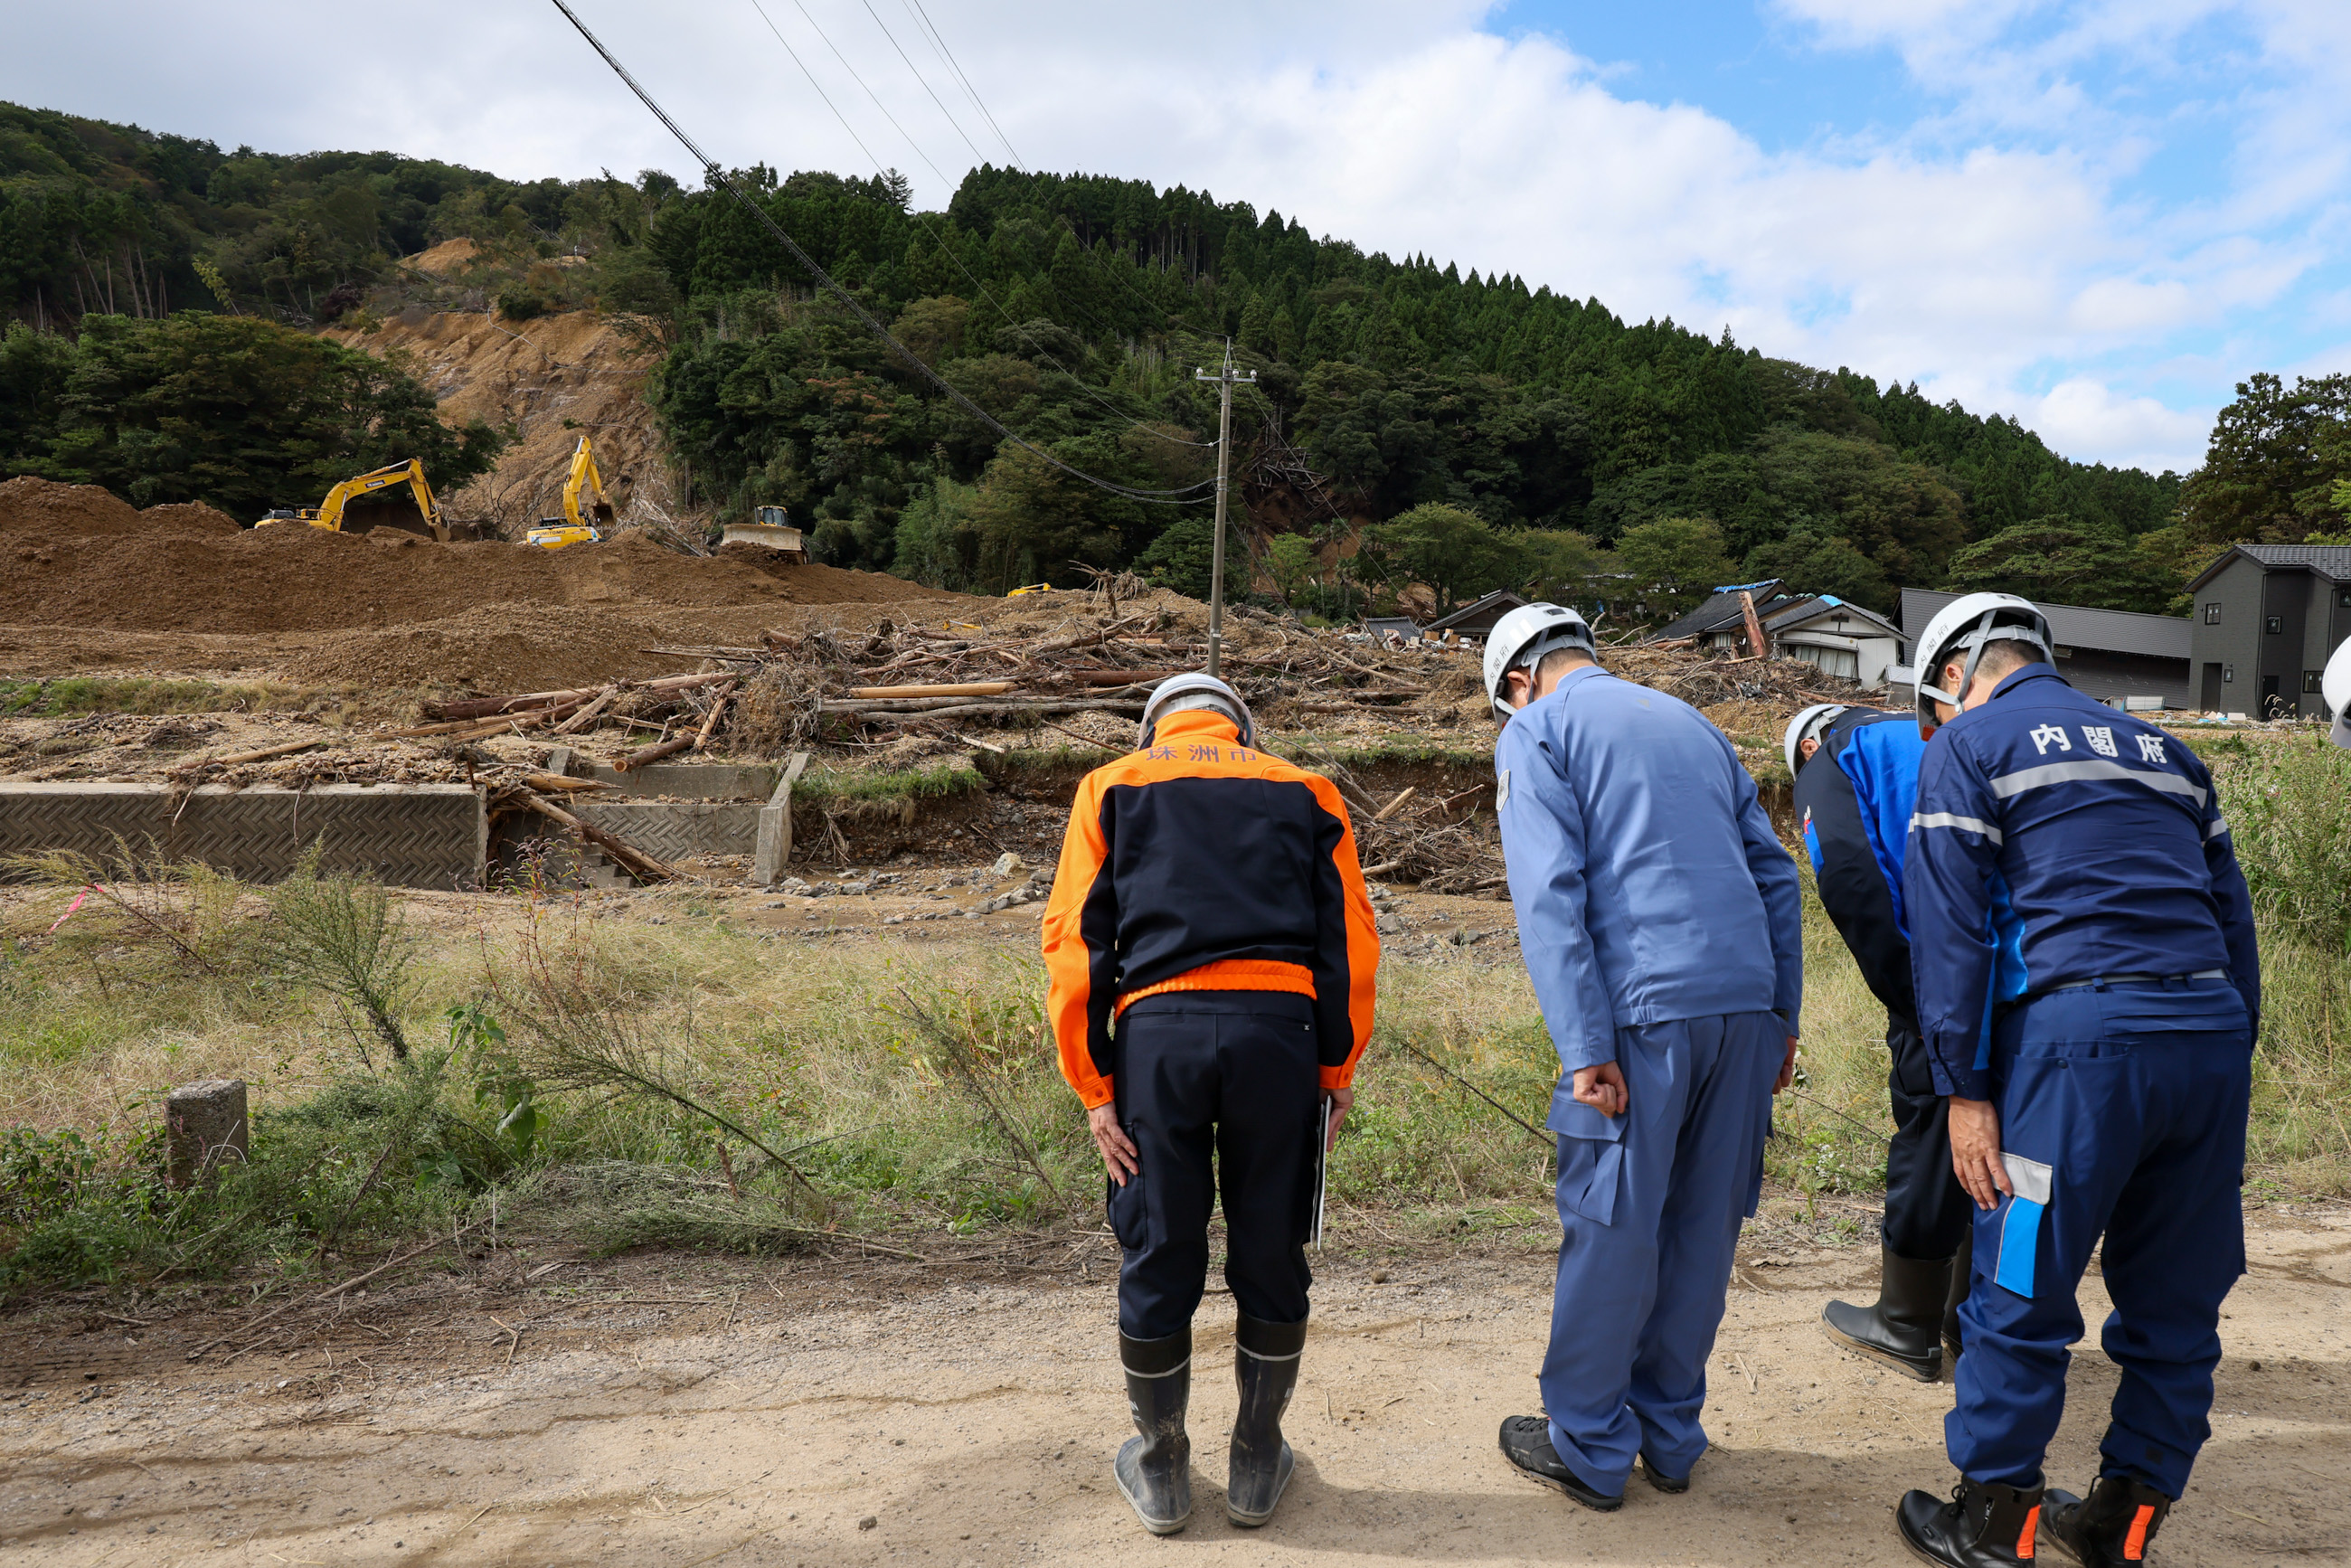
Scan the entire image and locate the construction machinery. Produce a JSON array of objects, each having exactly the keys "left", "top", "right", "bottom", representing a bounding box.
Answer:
[
  {"left": 718, "top": 504, "right": 808, "bottom": 562},
  {"left": 256, "top": 458, "right": 450, "bottom": 542},
  {"left": 524, "top": 436, "right": 617, "bottom": 550}
]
